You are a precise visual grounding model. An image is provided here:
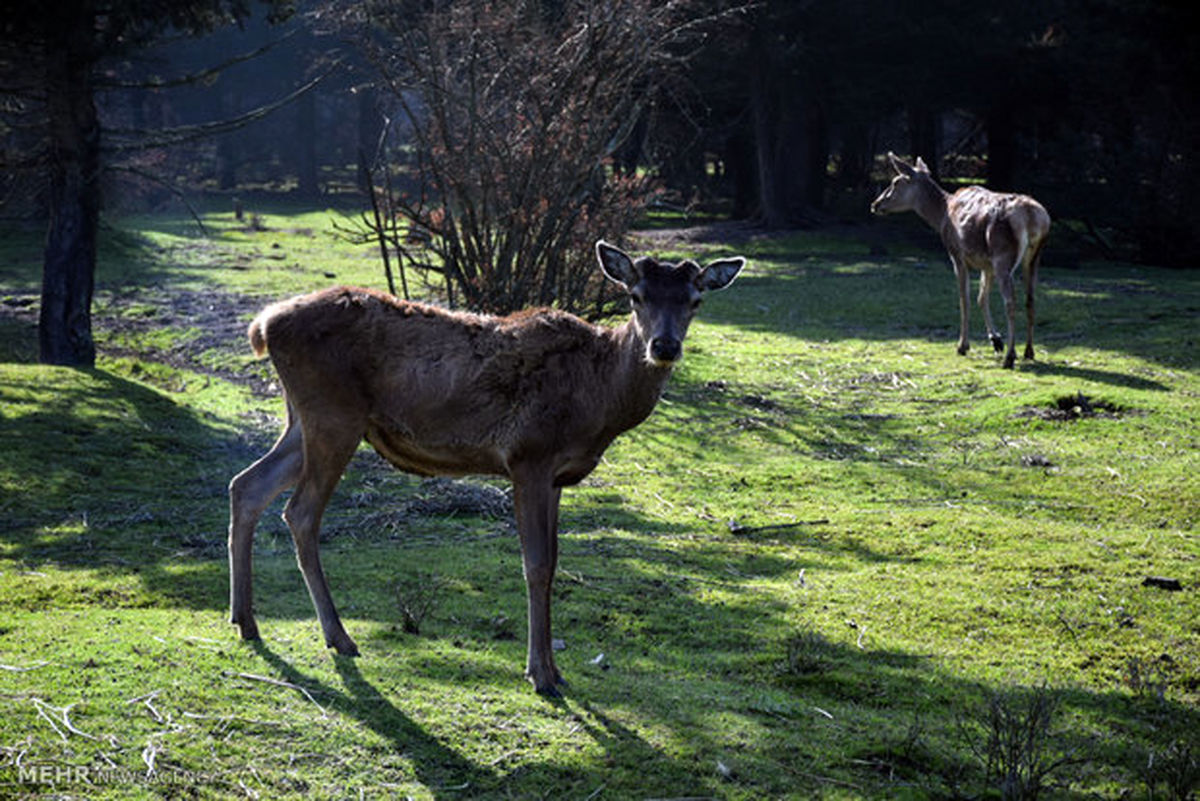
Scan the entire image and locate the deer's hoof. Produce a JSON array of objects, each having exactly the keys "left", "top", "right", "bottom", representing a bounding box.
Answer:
[
  {"left": 1003, "top": 354, "right": 1016, "bottom": 369},
  {"left": 956, "top": 343, "right": 970, "bottom": 356}
]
